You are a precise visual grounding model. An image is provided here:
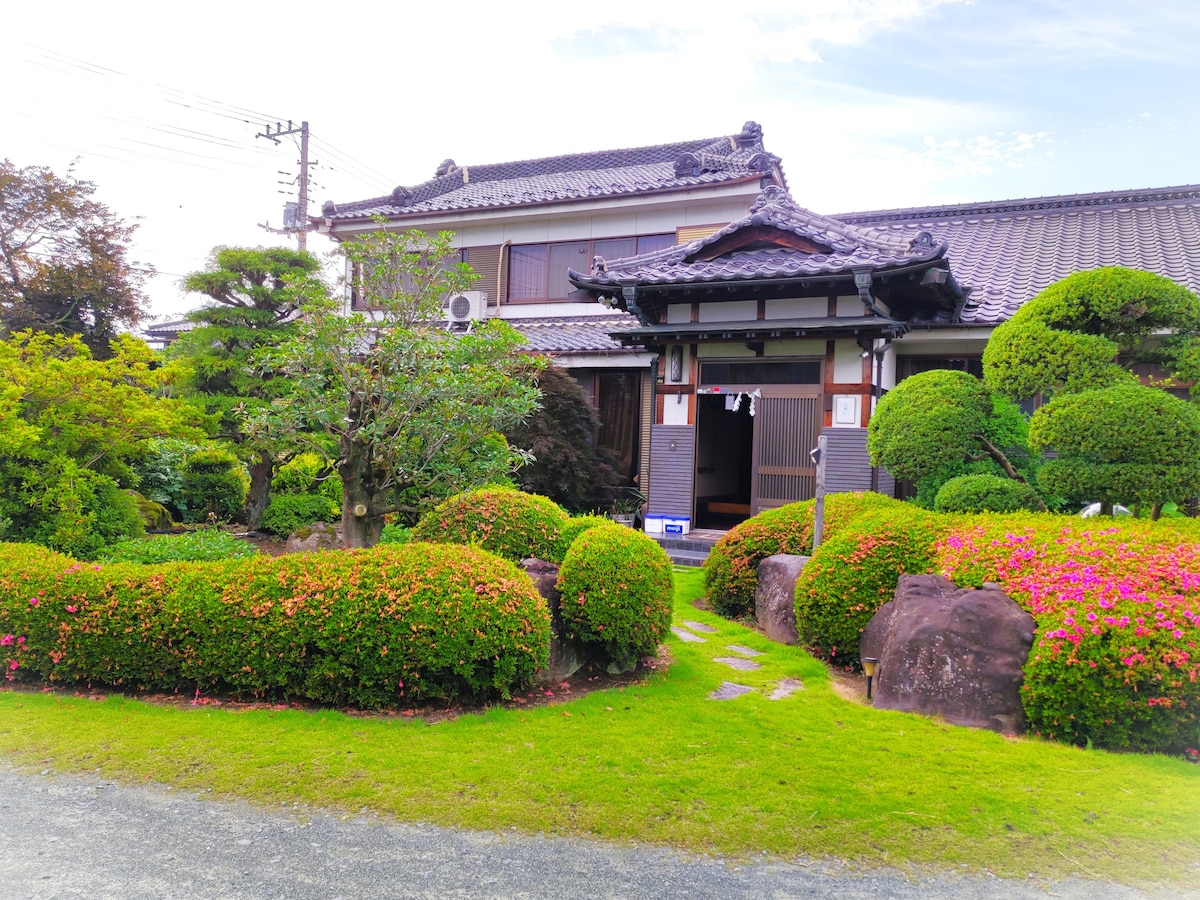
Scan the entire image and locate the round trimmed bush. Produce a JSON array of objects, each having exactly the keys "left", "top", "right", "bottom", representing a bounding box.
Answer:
[
  {"left": 794, "top": 505, "right": 946, "bottom": 666},
  {"left": 259, "top": 494, "right": 340, "bottom": 536},
  {"left": 180, "top": 447, "right": 249, "bottom": 524},
  {"left": 703, "top": 492, "right": 899, "bottom": 619},
  {"left": 412, "top": 486, "right": 570, "bottom": 563},
  {"left": 934, "top": 474, "right": 1043, "bottom": 514},
  {"left": 556, "top": 522, "right": 673, "bottom": 667},
  {"left": 559, "top": 514, "right": 611, "bottom": 550}
]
